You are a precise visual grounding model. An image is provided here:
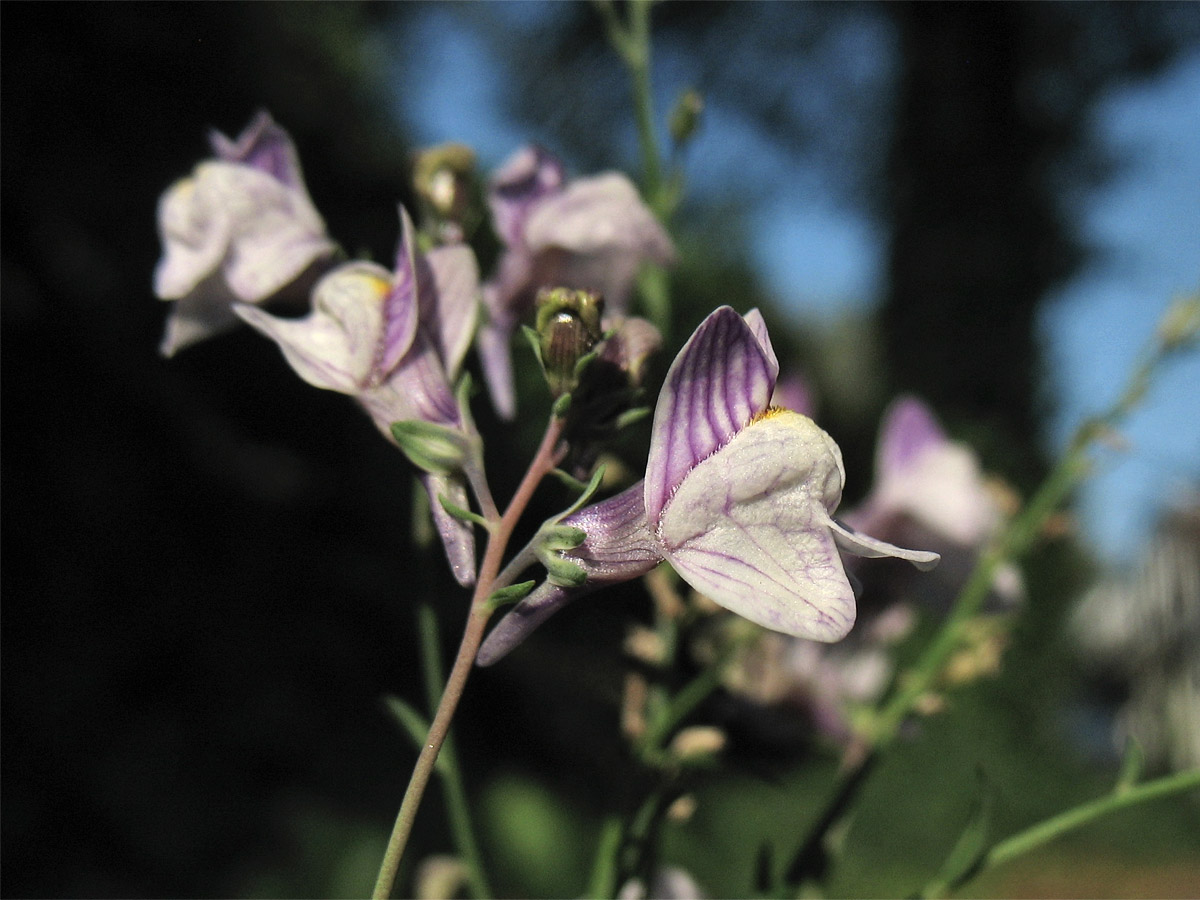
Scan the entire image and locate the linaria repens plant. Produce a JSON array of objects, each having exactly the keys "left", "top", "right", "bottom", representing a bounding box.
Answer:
[{"left": 152, "top": 1, "right": 1200, "bottom": 895}]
